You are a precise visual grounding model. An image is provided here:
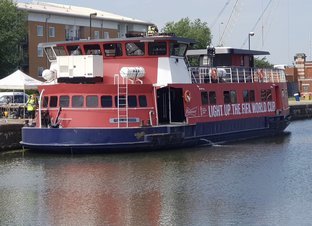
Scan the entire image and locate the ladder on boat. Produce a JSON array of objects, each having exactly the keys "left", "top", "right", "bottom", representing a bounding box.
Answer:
[{"left": 114, "top": 74, "right": 129, "bottom": 127}]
